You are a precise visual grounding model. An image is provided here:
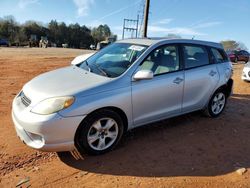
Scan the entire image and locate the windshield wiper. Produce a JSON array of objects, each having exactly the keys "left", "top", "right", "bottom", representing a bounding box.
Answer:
[
  {"left": 85, "top": 61, "right": 91, "bottom": 72},
  {"left": 92, "top": 62, "right": 110, "bottom": 77}
]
